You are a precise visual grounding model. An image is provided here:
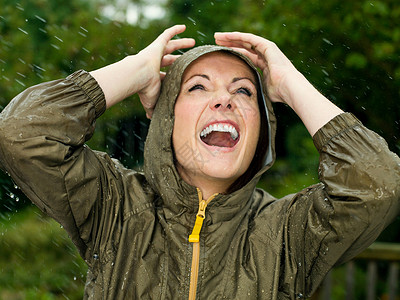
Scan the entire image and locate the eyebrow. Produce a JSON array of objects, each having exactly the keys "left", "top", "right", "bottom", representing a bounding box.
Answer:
[
  {"left": 184, "top": 74, "right": 256, "bottom": 86},
  {"left": 184, "top": 74, "right": 210, "bottom": 83},
  {"left": 232, "top": 77, "right": 256, "bottom": 86}
]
